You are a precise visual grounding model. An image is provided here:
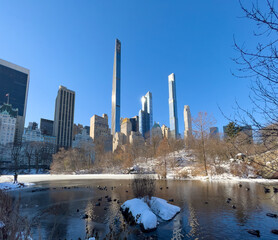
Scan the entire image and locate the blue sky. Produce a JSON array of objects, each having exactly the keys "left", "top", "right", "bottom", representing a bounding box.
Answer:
[{"left": 0, "top": 0, "right": 258, "bottom": 133}]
